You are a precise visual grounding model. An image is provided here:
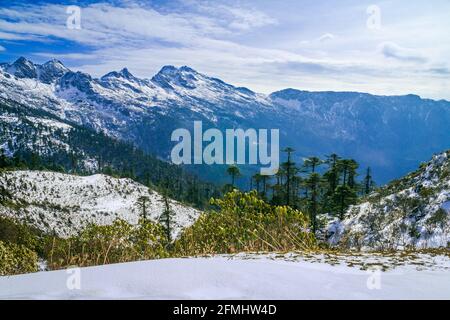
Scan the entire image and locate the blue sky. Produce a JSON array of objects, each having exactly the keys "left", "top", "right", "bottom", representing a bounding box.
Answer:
[{"left": 0, "top": 0, "right": 449, "bottom": 99}]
